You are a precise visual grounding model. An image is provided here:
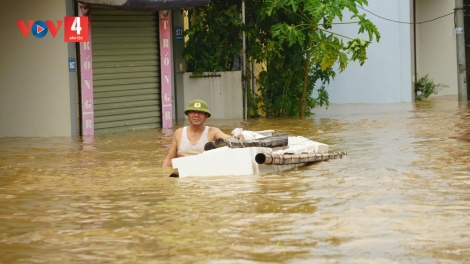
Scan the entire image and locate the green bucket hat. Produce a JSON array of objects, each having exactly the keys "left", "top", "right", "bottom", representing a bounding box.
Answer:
[{"left": 184, "top": 99, "right": 211, "bottom": 117}]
